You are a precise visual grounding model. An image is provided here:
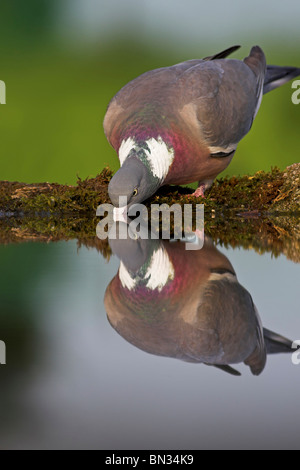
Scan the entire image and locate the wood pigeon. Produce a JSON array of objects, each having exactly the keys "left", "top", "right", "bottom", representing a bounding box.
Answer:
[{"left": 104, "top": 45, "right": 300, "bottom": 208}]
